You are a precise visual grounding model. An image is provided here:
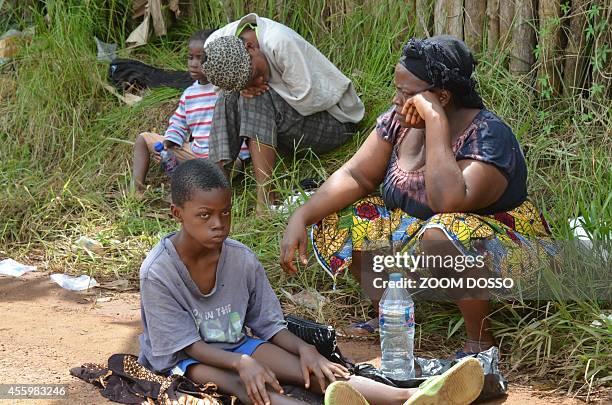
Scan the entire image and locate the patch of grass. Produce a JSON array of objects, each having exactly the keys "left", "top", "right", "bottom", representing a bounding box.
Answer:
[{"left": 0, "top": 0, "right": 610, "bottom": 396}]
